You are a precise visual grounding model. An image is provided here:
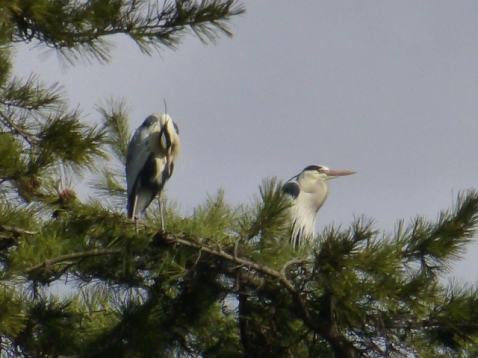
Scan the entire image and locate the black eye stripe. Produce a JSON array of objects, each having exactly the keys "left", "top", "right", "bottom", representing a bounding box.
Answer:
[{"left": 303, "top": 165, "right": 323, "bottom": 172}]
